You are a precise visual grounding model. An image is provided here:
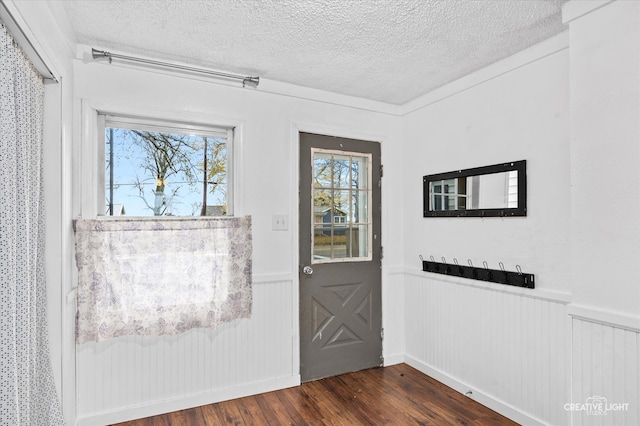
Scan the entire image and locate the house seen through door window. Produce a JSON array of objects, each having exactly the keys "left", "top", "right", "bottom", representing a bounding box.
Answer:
[{"left": 101, "top": 115, "right": 233, "bottom": 217}]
